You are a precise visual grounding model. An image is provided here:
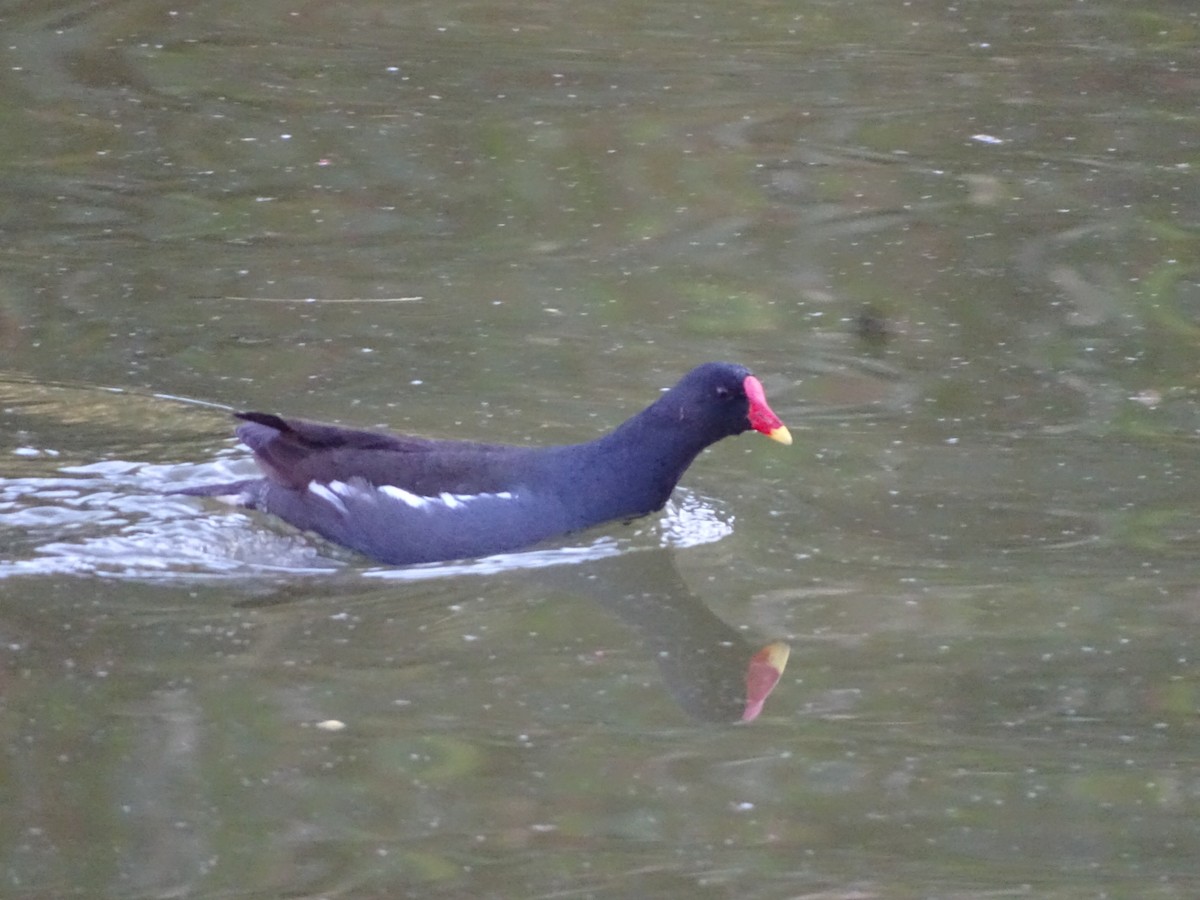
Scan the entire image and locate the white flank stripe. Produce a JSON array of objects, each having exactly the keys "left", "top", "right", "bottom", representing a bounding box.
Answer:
[
  {"left": 374, "top": 484, "right": 519, "bottom": 511},
  {"left": 378, "top": 484, "right": 428, "bottom": 508},
  {"left": 320, "top": 479, "right": 519, "bottom": 512},
  {"left": 309, "top": 482, "right": 349, "bottom": 515}
]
